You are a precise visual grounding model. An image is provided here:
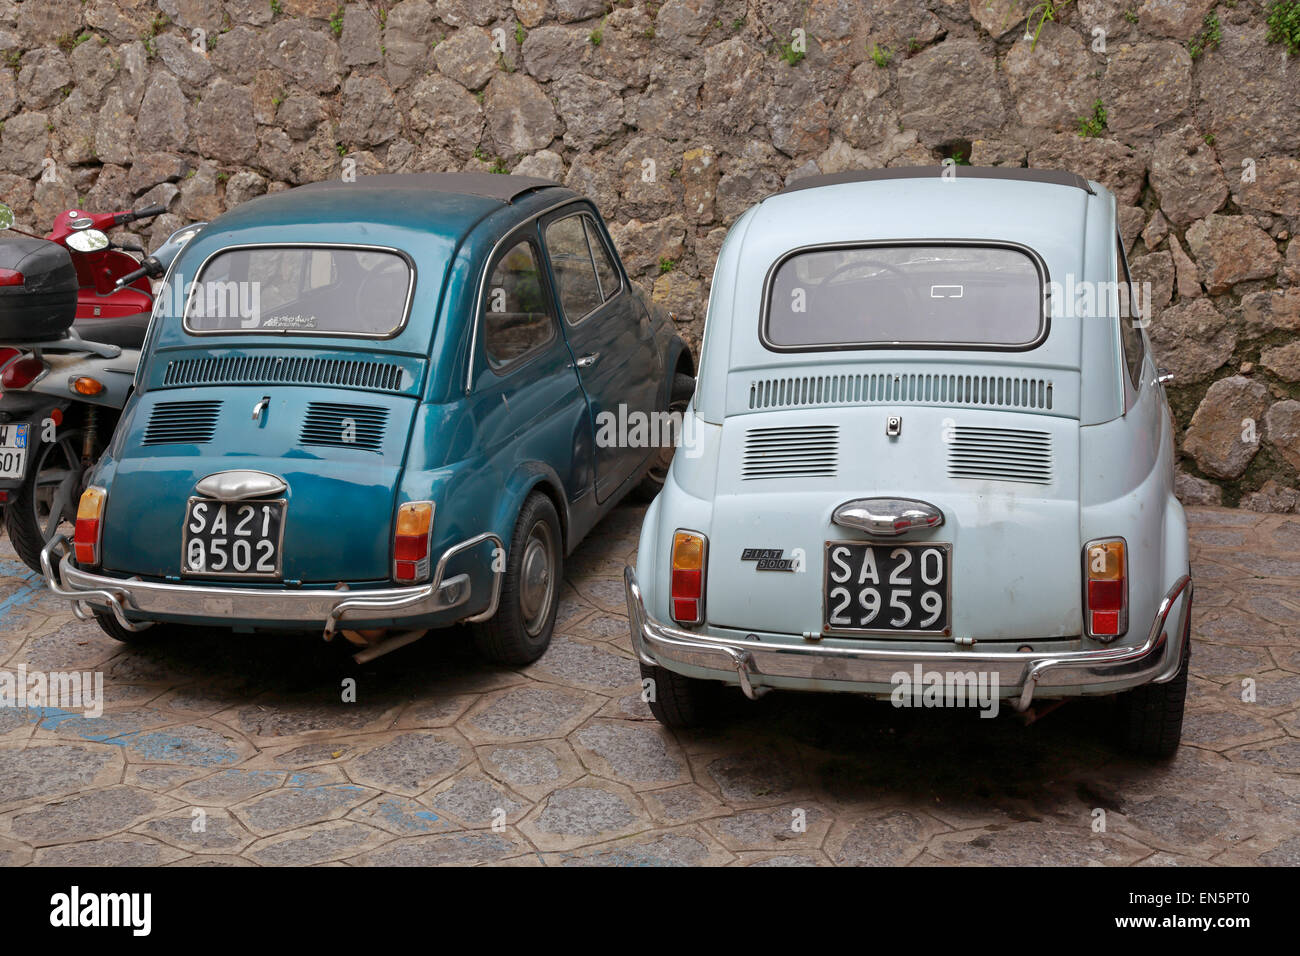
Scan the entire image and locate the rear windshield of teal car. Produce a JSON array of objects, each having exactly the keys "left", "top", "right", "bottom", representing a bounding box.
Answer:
[
  {"left": 764, "top": 244, "right": 1045, "bottom": 350},
  {"left": 183, "top": 245, "right": 413, "bottom": 337}
]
